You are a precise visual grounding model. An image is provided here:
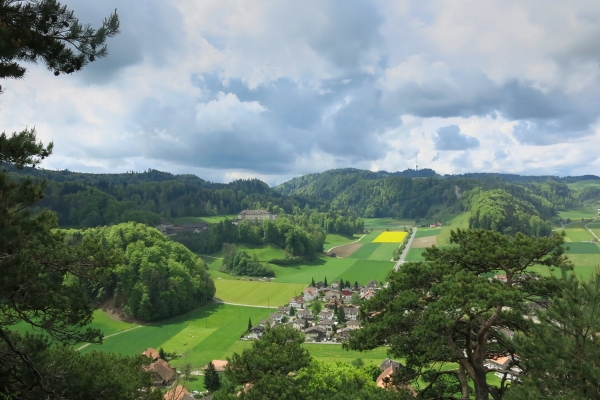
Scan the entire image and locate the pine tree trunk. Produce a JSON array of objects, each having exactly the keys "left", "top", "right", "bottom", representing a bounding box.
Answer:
[{"left": 473, "top": 367, "right": 490, "bottom": 400}]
